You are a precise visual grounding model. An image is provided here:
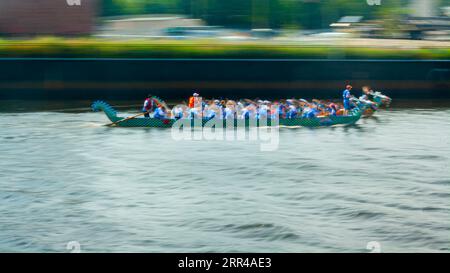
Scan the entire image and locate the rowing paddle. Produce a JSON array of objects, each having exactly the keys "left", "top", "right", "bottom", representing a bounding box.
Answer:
[{"left": 106, "top": 110, "right": 150, "bottom": 127}]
